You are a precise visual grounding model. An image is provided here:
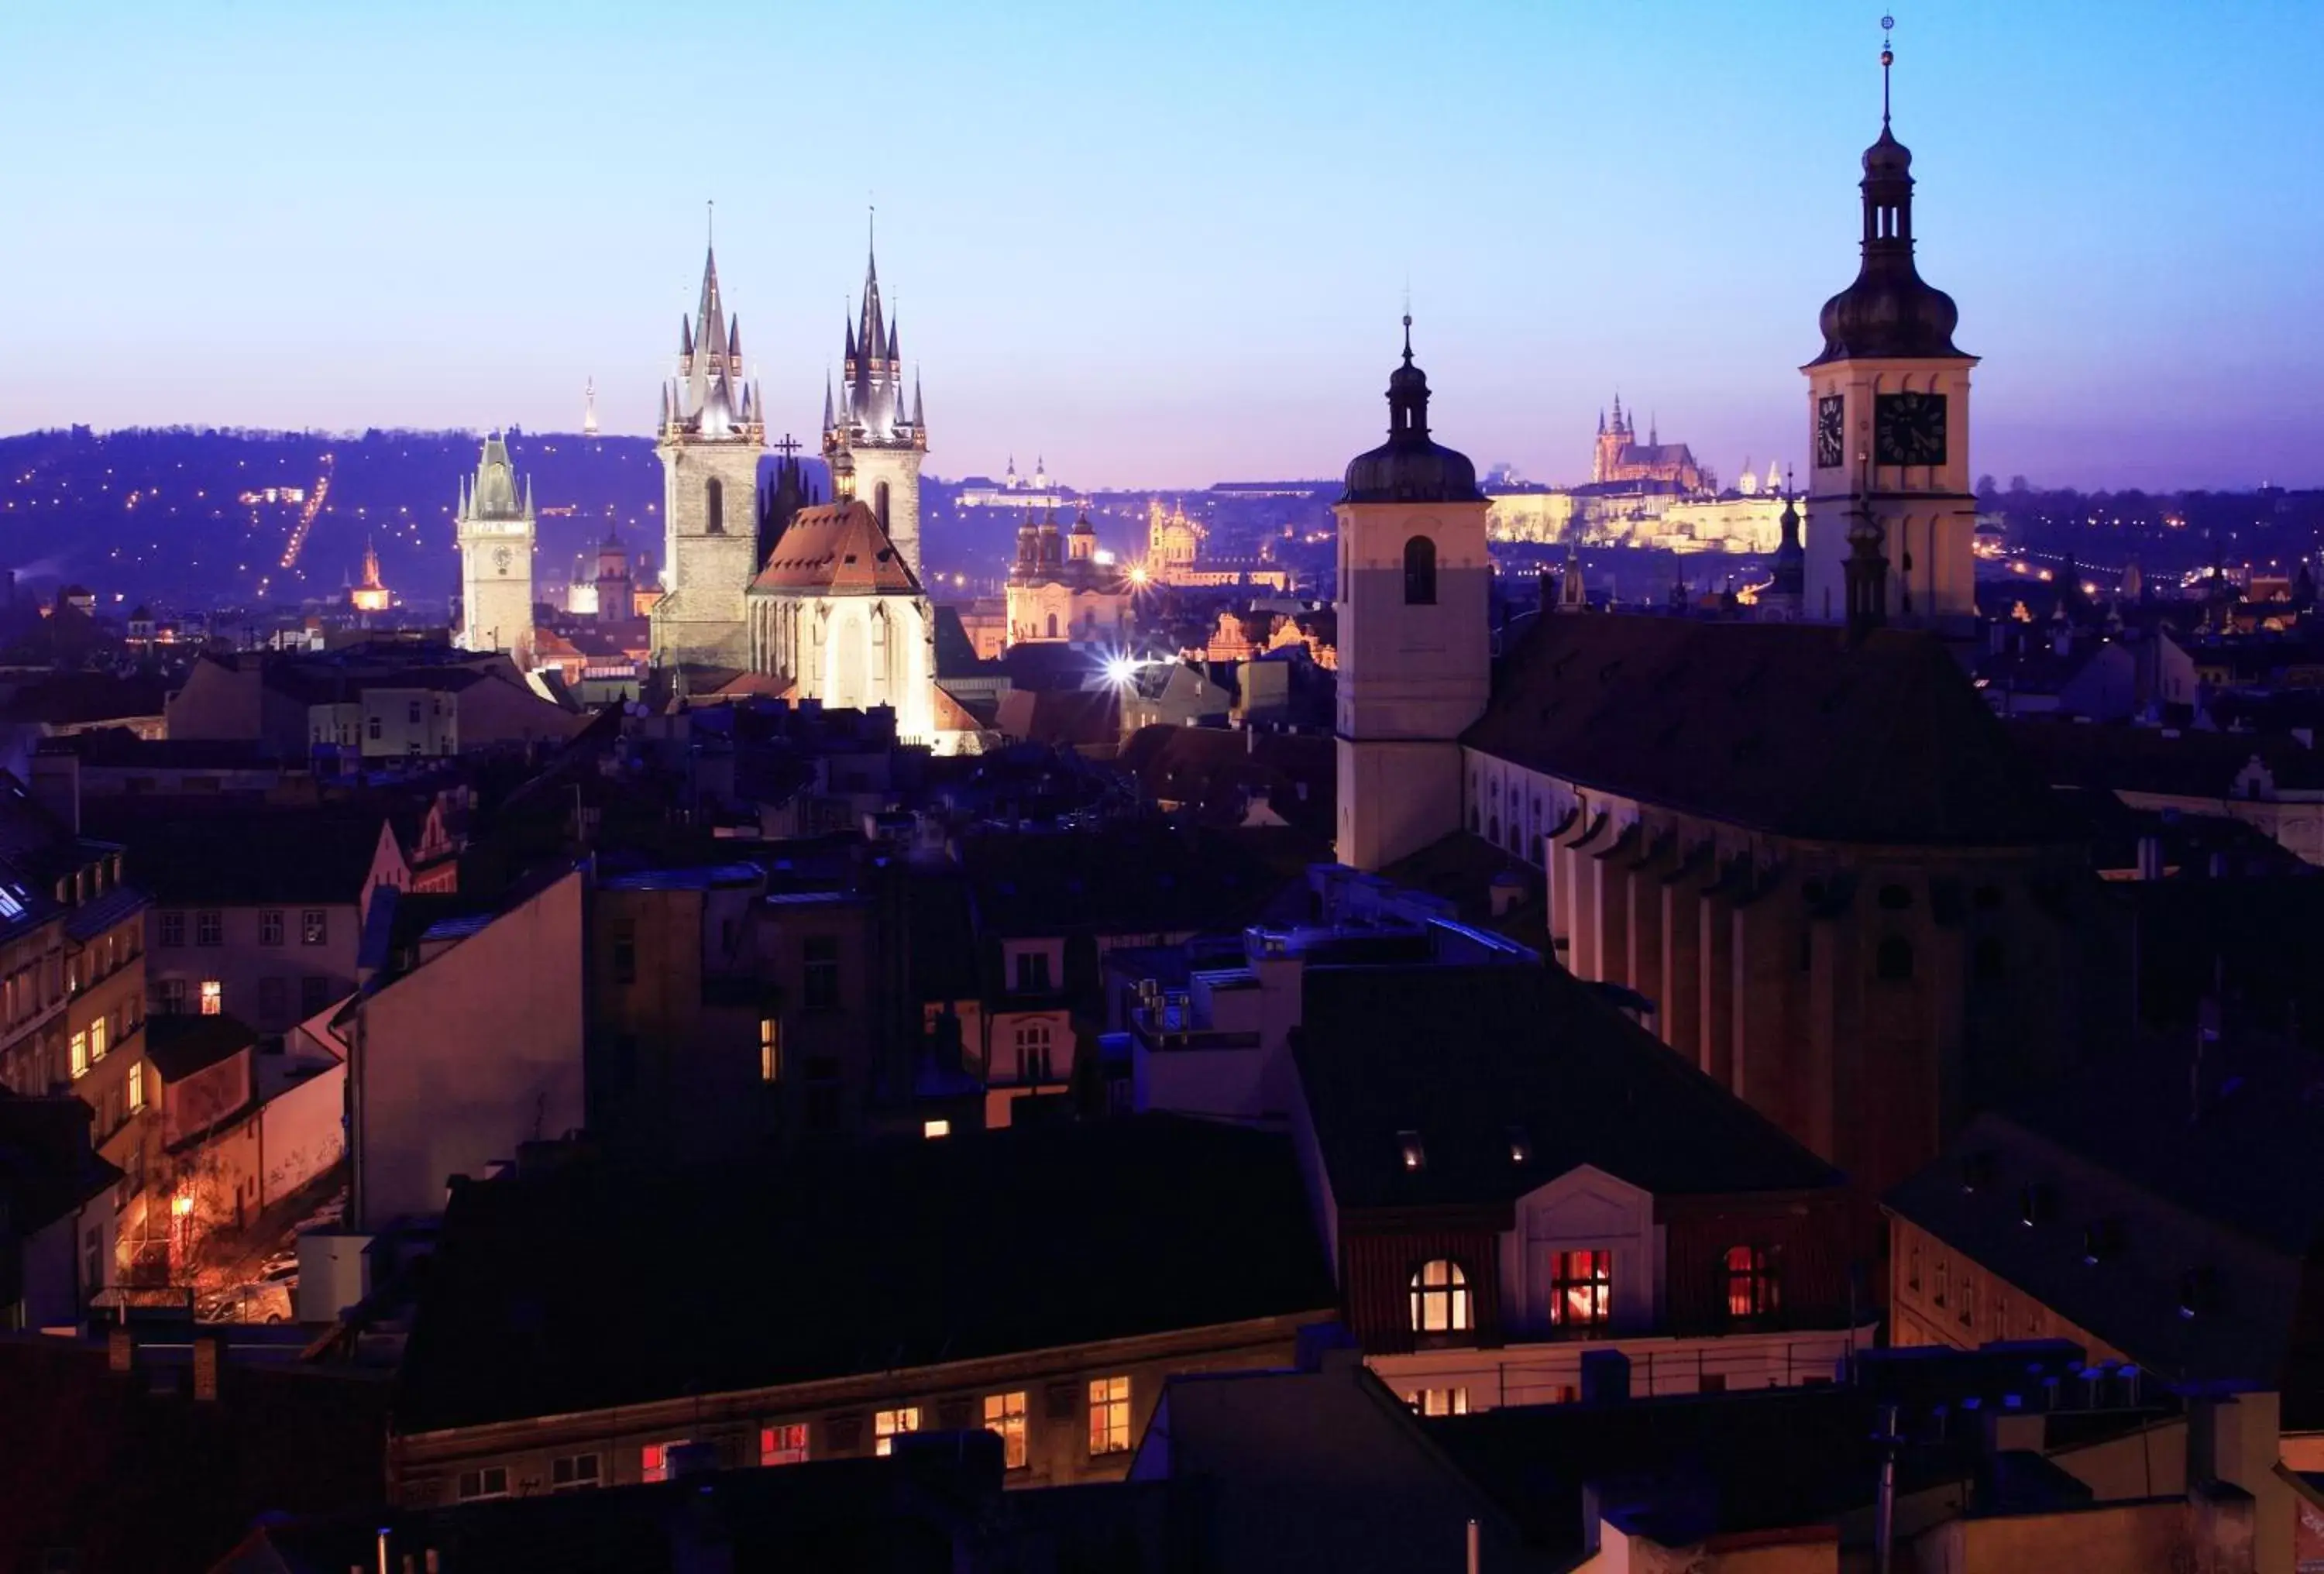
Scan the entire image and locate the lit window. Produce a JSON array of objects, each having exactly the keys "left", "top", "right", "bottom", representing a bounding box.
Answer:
[
  {"left": 984, "top": 1390, "right": 1028, "bottom": 1470},
  {"left": 549, "top": 1453, "right": 600, "bottom": 1491},
  {"left": 456, "top": 1466, "right": 509, "bottom": 1500},
  {"left": 199, "top": 981, "right": 222, "bottom": 1016},
  {"left": 70, "top": 1030, "right": 88, "bottom": 1080},
  {"left": 89, "top": 1016, "right": 106, "bottom": 1063},
  {"left": 301, "top": 909, "right": 327, "bottom": 946},
  {"left": 1402, "top": 1387, "right": 1471, "bottom": 1417},
  {"left": 923, "top": 1119, "right": 951, "bottom": 1139},
  {"left": 1088, "top": 1376, "right": 1131, "bottom": 1455},
  {"left": 127, "top": 1060, "right": 144, "bottom": 1112},
  {"left": 641, "top": 1440, "right": 689, "bottom": 1483},
  {"left": 1724, "top": 1246, "right": 1779, "bottom": 1320},
  {"left": 759, "top": 1423, "right": 809, "bottom": 1467},
  {"left": 1409, "top": 1260, "right": 1473, "bottom": 1334},
  {"left": 1551, "top": 1249, "right": 1612, "bottom": 1328},
  {"left": 874, "top": 1407, "right": 920, "bottom": 1457},
  {"left": 758, "top": 1016, "right": 780, "bottom": 1082}
]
